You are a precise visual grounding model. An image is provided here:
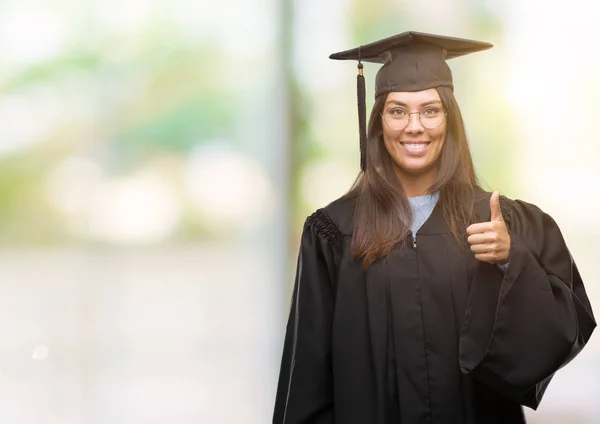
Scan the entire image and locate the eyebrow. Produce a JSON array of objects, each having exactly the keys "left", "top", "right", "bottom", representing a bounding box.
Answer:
[{"left": 385, "top": 100, "right": 442, "bottom": 107}]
